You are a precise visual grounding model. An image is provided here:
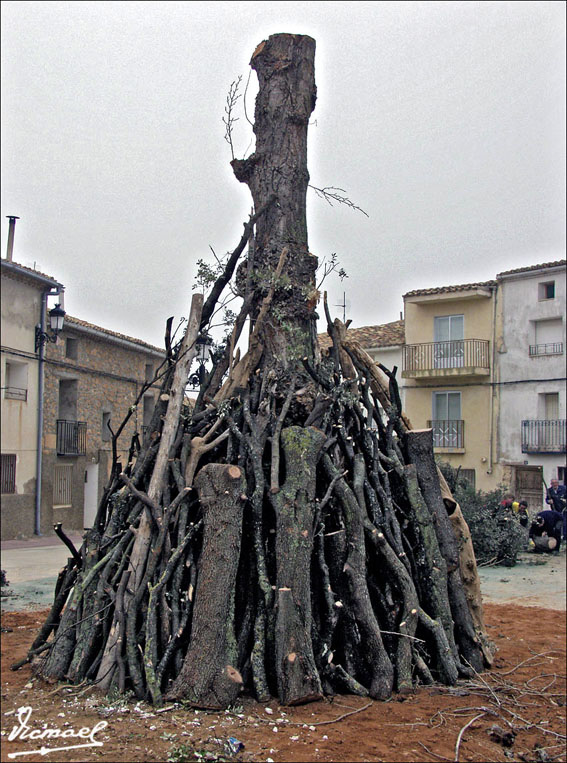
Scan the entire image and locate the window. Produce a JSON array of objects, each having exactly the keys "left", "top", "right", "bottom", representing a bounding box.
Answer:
[
  {"left": 538, "top": 281, "right": 555, "bottom": 301},
  {"left": 460, "top": 469, "right": 476, "bottom": 490},
  {"left": 558, "top": 467, "right": 566, "bottom": 485},
  {"left": 66, "top": 338, "right": 78, "bottom": 360},
  {"left": 431, "top": 391, "right": 463, "bottom": 448},
  {"left": 433, "top": 391, "right": 462, "bottom": 421},
  {"left": 141, "top": 395, "right": 154, "bottom": 443},
  {"left": 4, "top": 361, "right": 28, "bottom": 401},
  {"left": 530, "top": 319, "right": 563, "bottom": 356},
  {"left": 143, "top": 395, "right": 154, "bottom": 427},
  {"left": 145, "top": 363, "right": 154, "bottom": 382},
  {"left": 1, "top": 454, "right": 16, "bottom": 494},
  {"left": 541, "top": 393, "right": 560, "bottom": 421},
  {"left": 433, "top": 315, "right": 464, "bottom": 369},
  {"left": 58, "top": 379, "right": 78, "bottom": 420},
  {"left": 102, "top": 412, "right": 112, "bottom": 442},
  {"left": 53, "top": 464, "right": 73, "bottom": 507}
]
